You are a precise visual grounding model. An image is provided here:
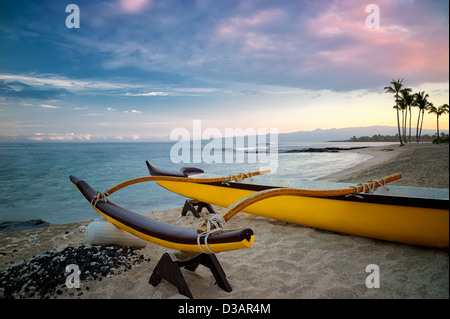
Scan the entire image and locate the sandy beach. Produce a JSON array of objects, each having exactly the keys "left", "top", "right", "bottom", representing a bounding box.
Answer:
[
  {"left": 320, "top": 142, "right": 449, "bottom": 188},
  {"left": 1, "top": 143, "right": 448, "bottom": 300}
]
